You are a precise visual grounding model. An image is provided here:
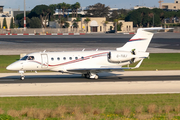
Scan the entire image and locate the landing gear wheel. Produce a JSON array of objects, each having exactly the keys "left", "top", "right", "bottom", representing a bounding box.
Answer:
[
  {"left": 86, "top": 74, "right": 90, "bottom": 79},
  {"left": 20, "top": 76, "right": 25, "bottom": 80},
  {"left": 94, "top": 74, "right": 99, "bottom": 79},
  {"left": 82, "top": 74, "right": 88, "bottom": 78}
]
